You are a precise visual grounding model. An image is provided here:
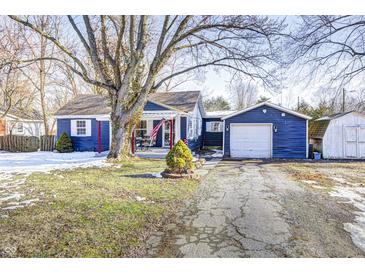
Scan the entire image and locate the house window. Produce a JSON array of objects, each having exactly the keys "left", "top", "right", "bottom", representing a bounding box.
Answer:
[
  {"left": 71, "top": 120, "right": 91, "bottom": 137},
  {"left": 17, "top": 122, "right": 24, "bottom": 133},
  {"left": 188, "top": 118, "right": 194, "bottom": 139},
  {"left": 206, "top": 121, "right": 223, "bottom": 132},
  {"left": 136, "top": 120, "right": 147, "bottom": 138},
  {"left": 76, "top": 120, "right": 86, "bottom": 135}
]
